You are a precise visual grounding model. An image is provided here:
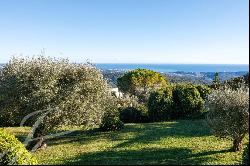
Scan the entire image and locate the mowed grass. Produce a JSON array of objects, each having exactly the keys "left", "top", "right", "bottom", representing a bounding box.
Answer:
[{"left": 2, "top": 120, "right": 249, "bottom": 165}]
